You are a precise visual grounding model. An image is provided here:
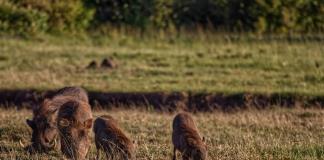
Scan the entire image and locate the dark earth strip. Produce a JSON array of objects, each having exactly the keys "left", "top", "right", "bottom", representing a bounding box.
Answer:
[{"left": 0, "top": 89, "right": 323, "bottom": 112}]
